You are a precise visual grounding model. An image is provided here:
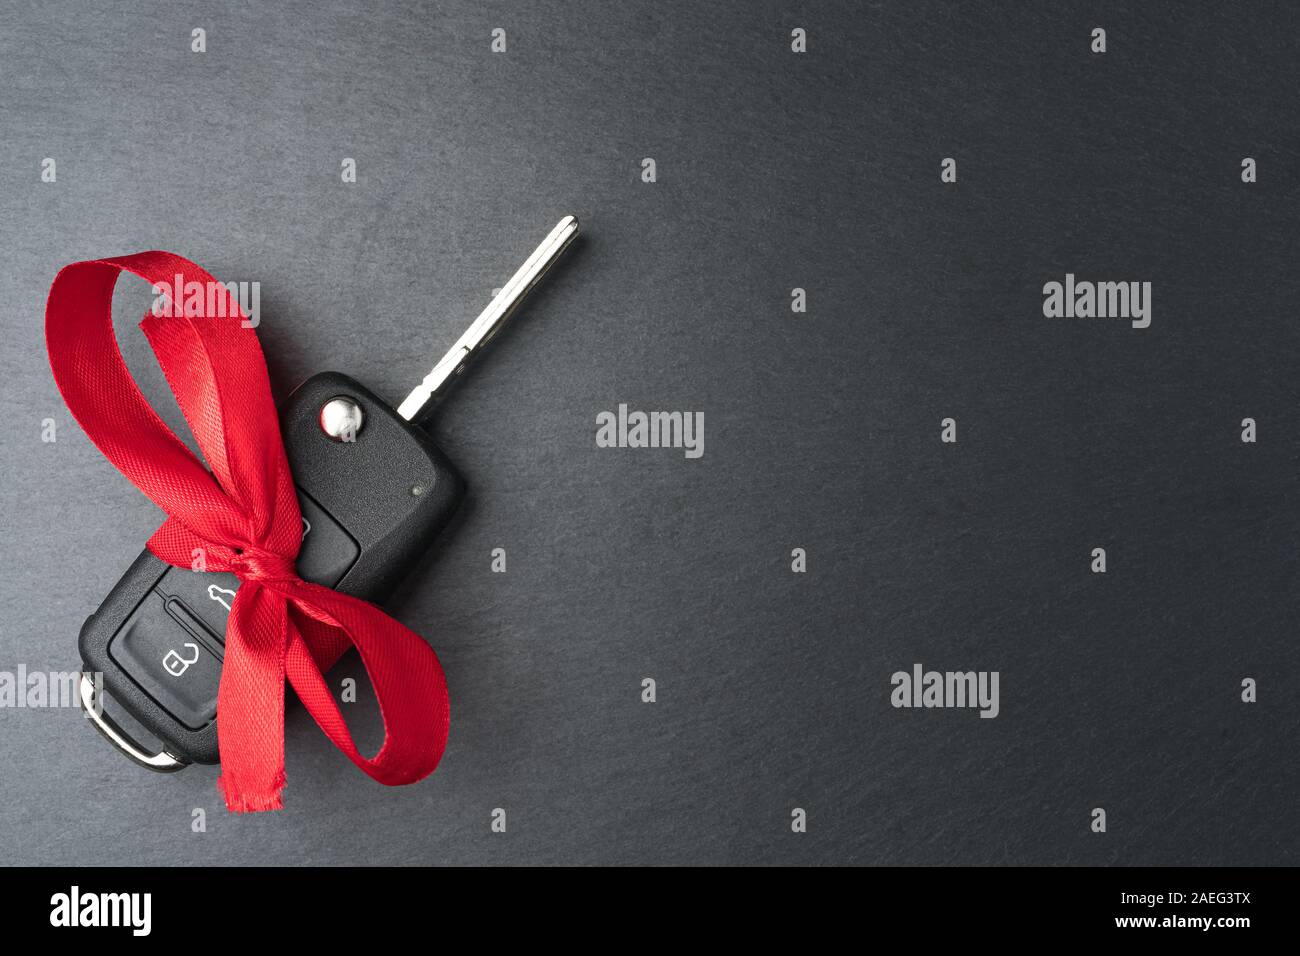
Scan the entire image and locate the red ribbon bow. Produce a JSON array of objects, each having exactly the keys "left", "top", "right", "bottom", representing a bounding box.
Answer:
[{"left": 46, "top": 251, "right": 450, "bottom": 812}]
